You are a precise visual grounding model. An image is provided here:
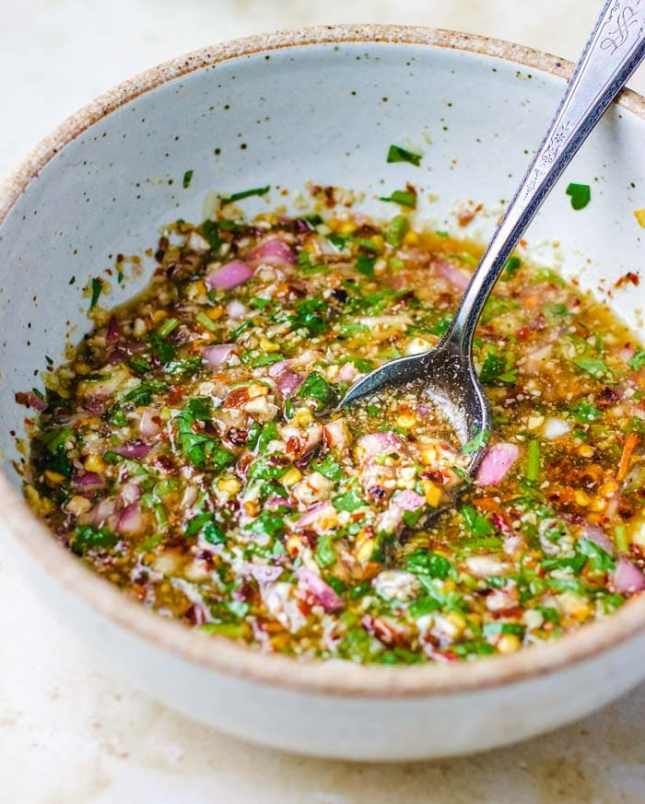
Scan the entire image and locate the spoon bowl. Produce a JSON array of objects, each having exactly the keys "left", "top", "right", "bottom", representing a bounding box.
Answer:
[
  {"left": 340, "top": 0, "right": 645, "bottom": 470},
  {"left": 340, "top": 336, "right": 491, "bottom": 468}
]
